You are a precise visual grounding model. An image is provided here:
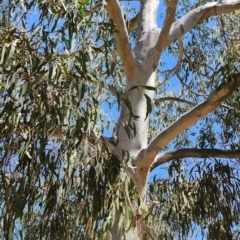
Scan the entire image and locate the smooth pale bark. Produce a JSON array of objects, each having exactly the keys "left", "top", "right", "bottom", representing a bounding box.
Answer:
[
  {"left": 105, "top": 0, "right": 240, "bottom": 239},
  {"left": 106, "top": 0, "right": 137, "bottom": 78},
  {"left": 164, "top": 1, "right": 240, "bottom": 48},
  {"left": 136, "top": 73, "right": 240, "bottom": 169},
  {"left": 151, "top": 149, "right": 240, "bottom": 170}
]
